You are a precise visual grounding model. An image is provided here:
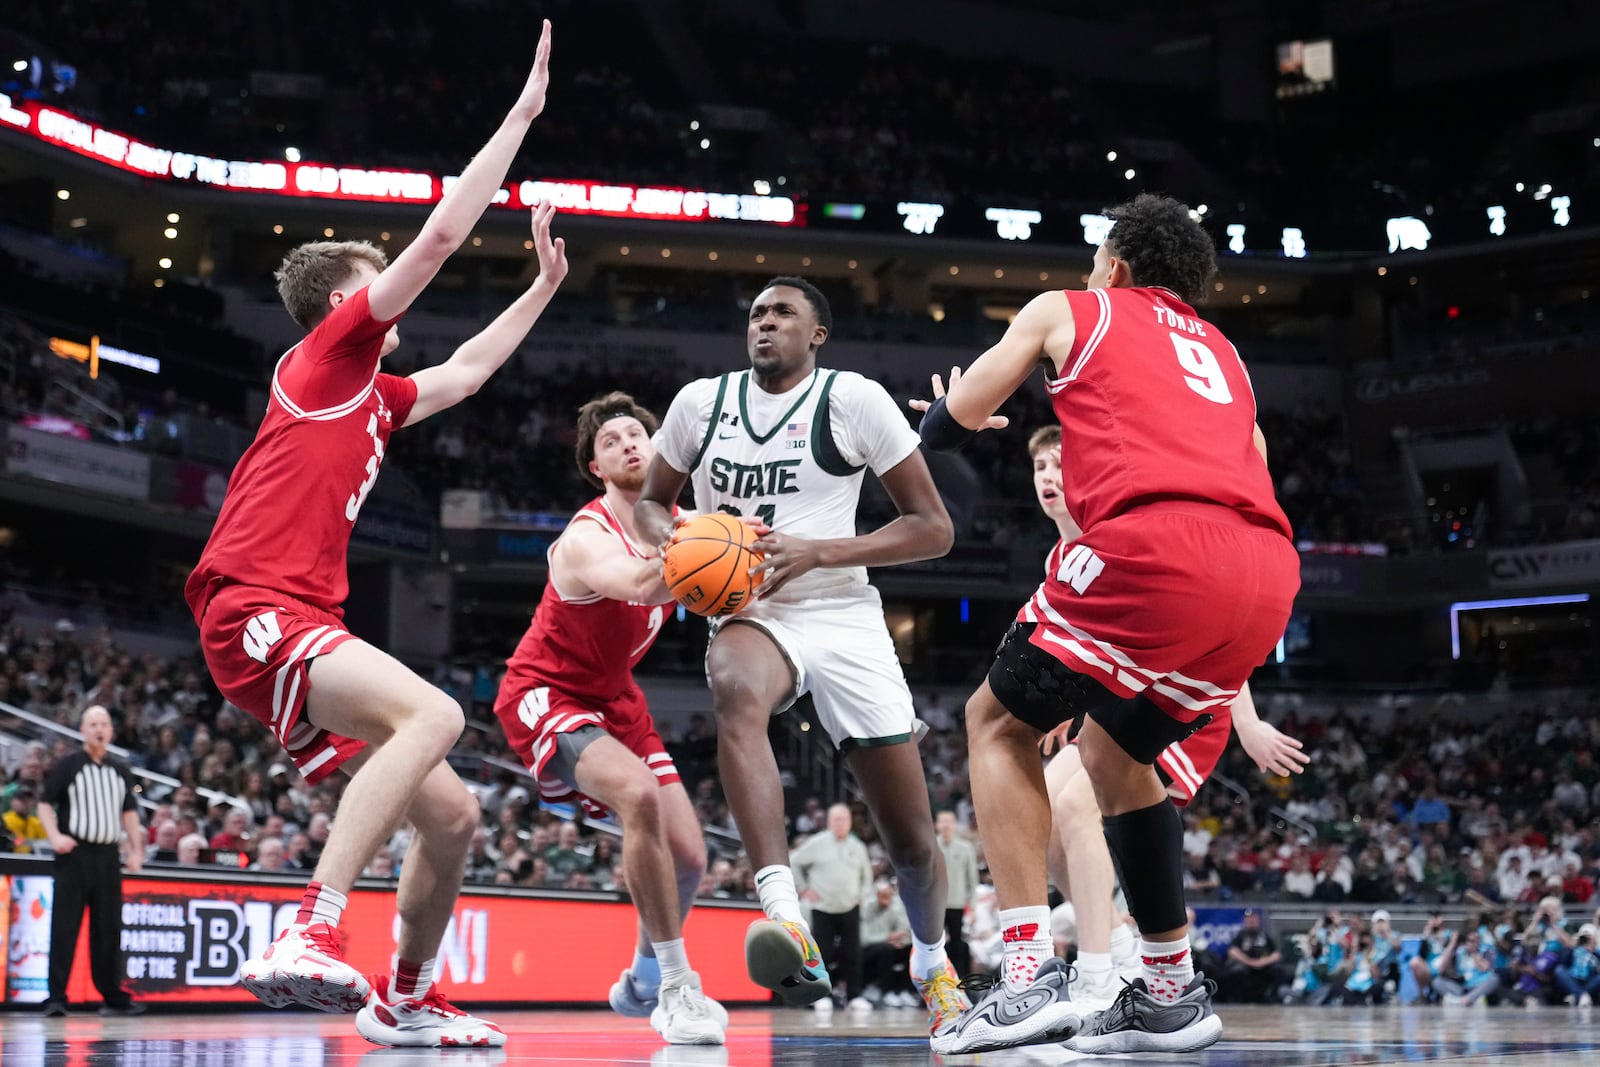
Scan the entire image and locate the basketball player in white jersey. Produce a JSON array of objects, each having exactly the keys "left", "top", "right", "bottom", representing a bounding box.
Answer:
[{"left": 636, "top": 277, "right": 969, "bottom": 1034}]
